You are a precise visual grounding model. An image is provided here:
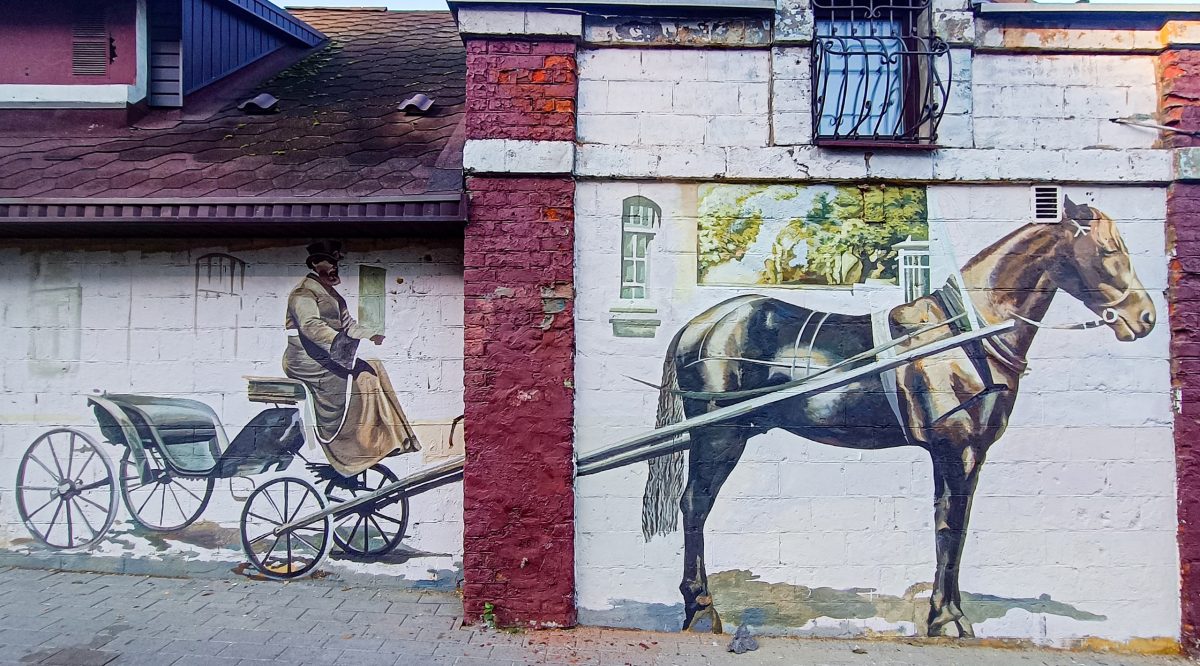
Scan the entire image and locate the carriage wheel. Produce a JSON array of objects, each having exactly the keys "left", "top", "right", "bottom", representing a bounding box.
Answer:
[
  {"left": 325, "top": 464, "right": 408, "bottom": 558},
  {"left": 15, "top": 428, "right": 117, "bottom": 549},
  {"left": 119, "top": 449, "right": 215, "bottom": 532},
  {"left": 240, "top": 477, "right": 330, "bottom": 580}
]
